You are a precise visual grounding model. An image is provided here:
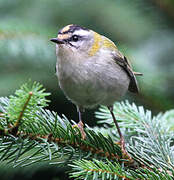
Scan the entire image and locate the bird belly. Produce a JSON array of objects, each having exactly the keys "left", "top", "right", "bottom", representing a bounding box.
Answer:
[
  {"left": 58, "top": 74, "right": 104, "bottom": 108},
  {"left": 57, "top": 56, "right": 130, "bottom": 108}
]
